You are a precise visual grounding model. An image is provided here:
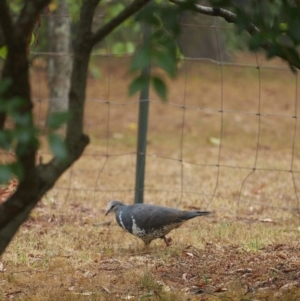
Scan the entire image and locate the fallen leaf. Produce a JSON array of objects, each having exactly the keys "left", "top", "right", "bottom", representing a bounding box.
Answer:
[
  {"left": 113, "top": 132, "right": 124, "bottom": 139},
  {"left": 94, "top": 221, "right": 112, "bottom": 227},
  {"left": 0, "top": 178, "right": 18, "bottom": 203},
  {"left": 48, "top": 215, "right": 56, "bottom": 223},
  {"left": 208, "top": 137, "right": 220, "bottom": 145},
  {"left": 232, "top": 268, "right": 252, "bottom": 274},
  {"left": 277, "top": 253, "right": 287, "bottom": 259},
  {"left": 127, "top": 123, "right": 137, "bottom": 130},
  {"left": 101, "top": 286, "right": 111, "bottom": 294},
  {"left": 214, "top": 287, "right": 227, "bottom": 292},
  {"left": 5, "top": 290, "right": 22, "bottom": 298},
  {"left": 280, "top": 281, "right": 299, "bottom": 290},
  {"left": 182, "top": 273, "right": 188, "bottom": 281},
  {"left": 252, "top": 184, "right": 266, "bottom": 195},
  {"left": 0, "top": 262, "right": 6, "bottom": 272},
  {"left": 122, "top": 296, "right": 135, "bottom": 300},
  {"left": 293, "top": 261, "right": 300, "bottom": 267},
  {"left": 259, "top": 218, "right": 273, "bottom": 223},
  {"left": 273, "top": 244, "right": 285, "bottom": 250},
  {"left": 196, "top": 282, "right": 207, "bottom": 288}
]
